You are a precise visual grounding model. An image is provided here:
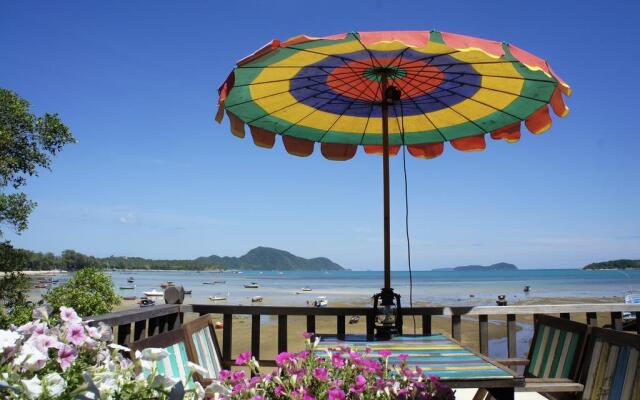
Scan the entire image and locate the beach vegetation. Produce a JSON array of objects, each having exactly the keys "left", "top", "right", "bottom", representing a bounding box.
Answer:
[{"left": 43, "top": 268, "right": 120, "bottom": 318}]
